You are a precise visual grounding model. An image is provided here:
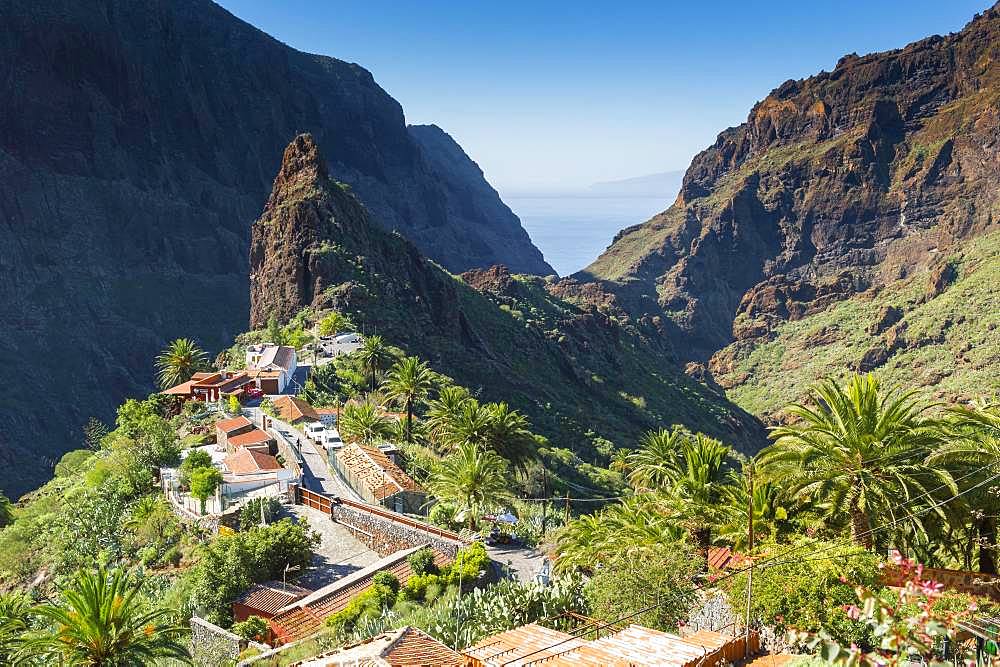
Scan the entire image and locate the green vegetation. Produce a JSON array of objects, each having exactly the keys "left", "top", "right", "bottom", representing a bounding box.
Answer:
[
  {"left": 155, "top": 338, "right": 209, "bottom": 389},
  {"left": 28, "top": 566, "right": 190, "bottom": 665},
  {"left": 427, "top": 441, "right": 513, "bottom": 529},
  {"left": 338, "top": 401, "right": 393, "bottom": 445},
  {"left": 188, "top": 467, "right": 222, "bottom": 515},
  {"left": 232, "top": 615, "right": 269, "bottom": 643},
  {"left": 717, "top": 230, "right": 1000, "bottom": 416}
]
